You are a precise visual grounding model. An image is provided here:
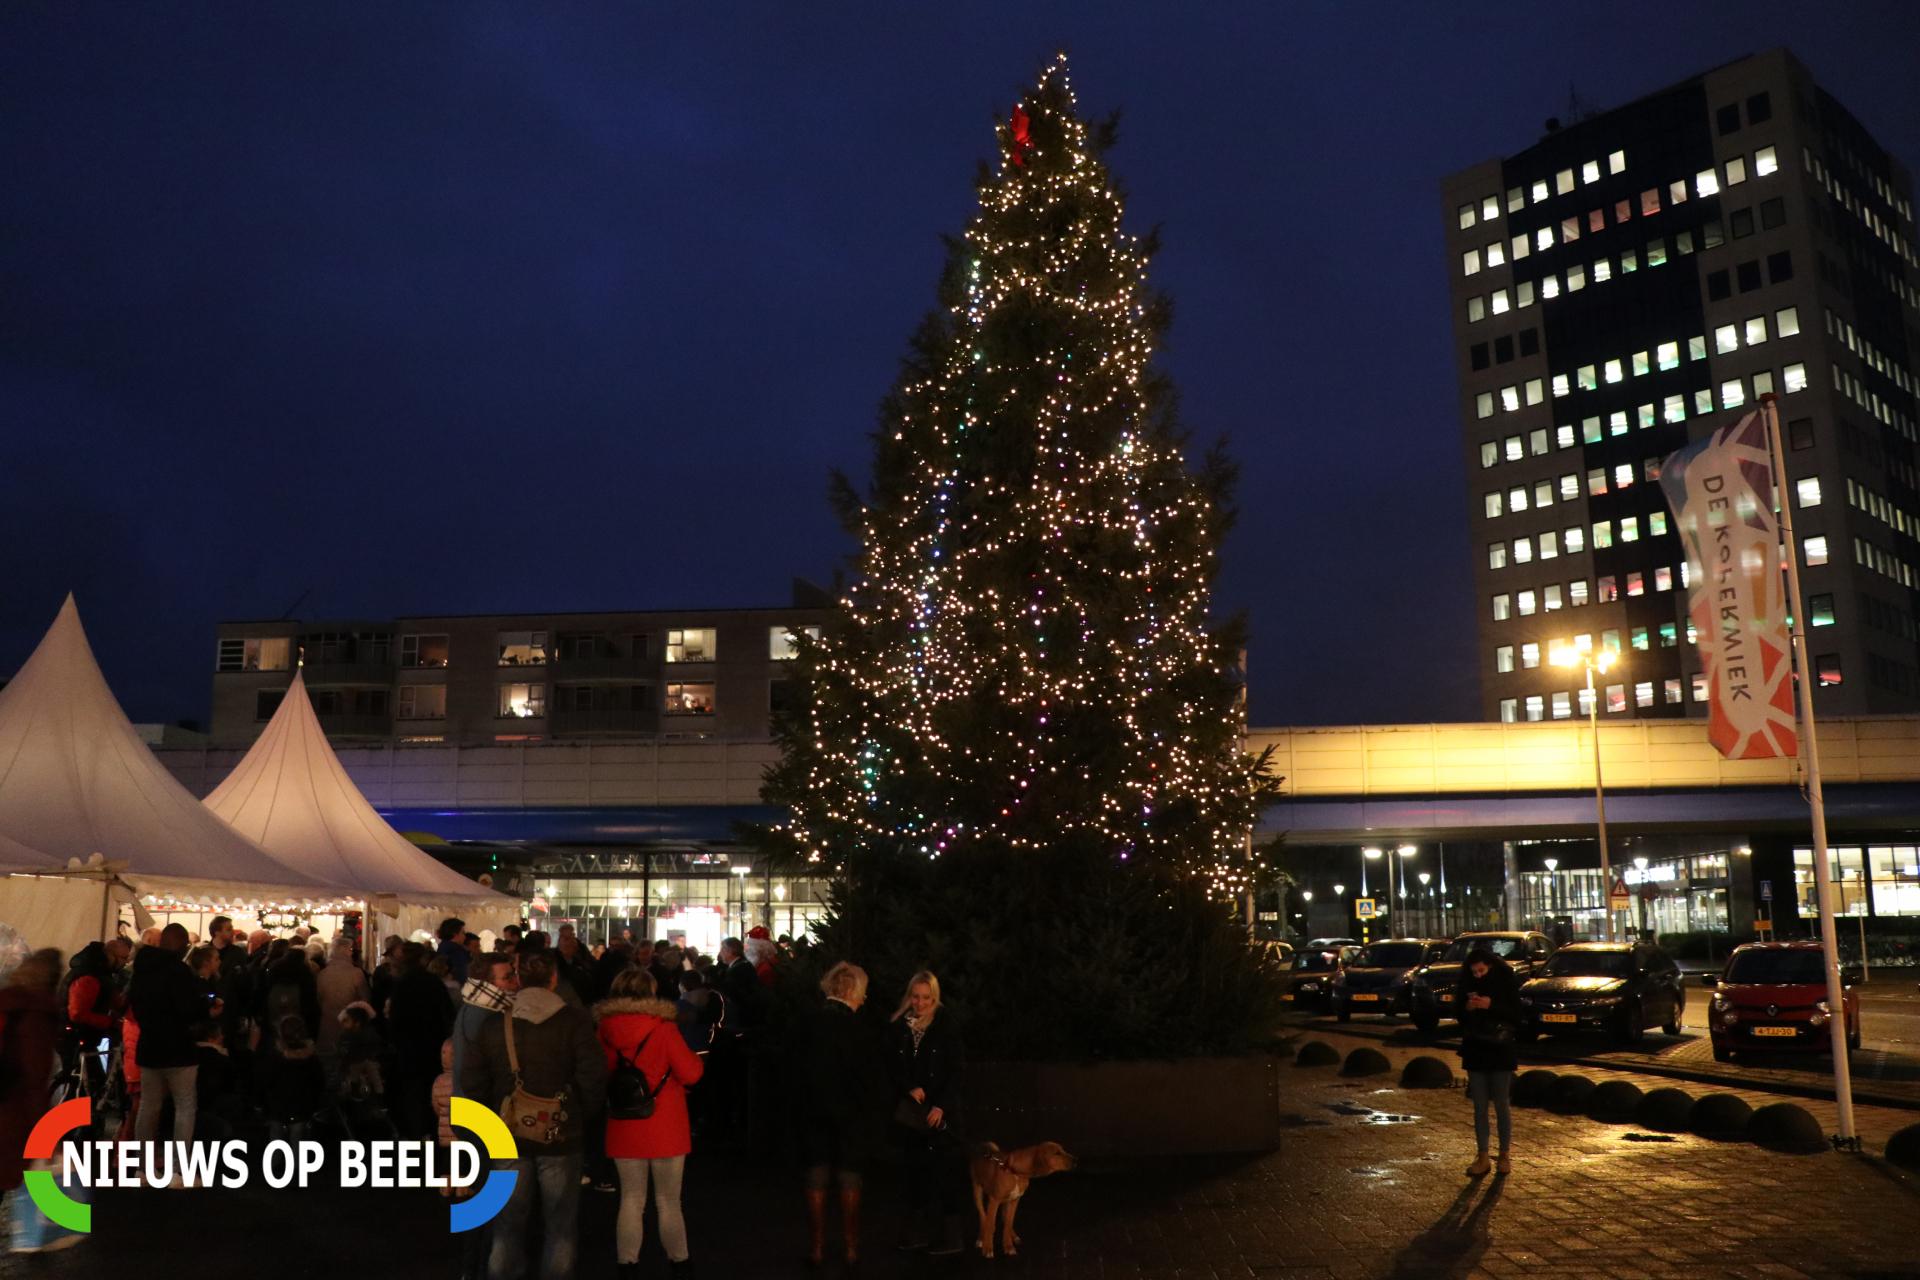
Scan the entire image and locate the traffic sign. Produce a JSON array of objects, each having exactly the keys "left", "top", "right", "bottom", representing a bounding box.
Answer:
[
  {"left": 1608, "top": 877, "right": 1631, "bottom": 911},
  {"left": 1355, "top": 898, "right": 1377, "bottom": 919},
  {"left": 1760, "top": 879, "right": 1773, "bottom": 902}
]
